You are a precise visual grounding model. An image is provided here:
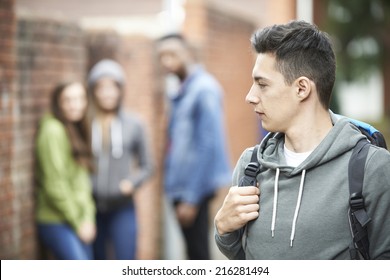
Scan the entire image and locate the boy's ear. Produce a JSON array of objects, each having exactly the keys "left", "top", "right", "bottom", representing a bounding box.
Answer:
[{"left": 295, "top": 76, "right": 312, "bottom": 100}]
